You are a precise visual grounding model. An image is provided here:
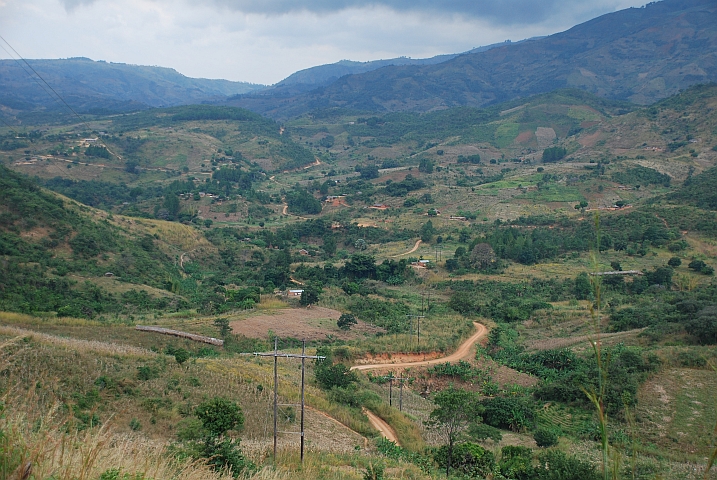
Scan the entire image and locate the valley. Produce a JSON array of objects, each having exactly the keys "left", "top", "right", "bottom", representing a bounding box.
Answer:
[{"left": 1, "top": 2, "right": 717, "bottom": 477}]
